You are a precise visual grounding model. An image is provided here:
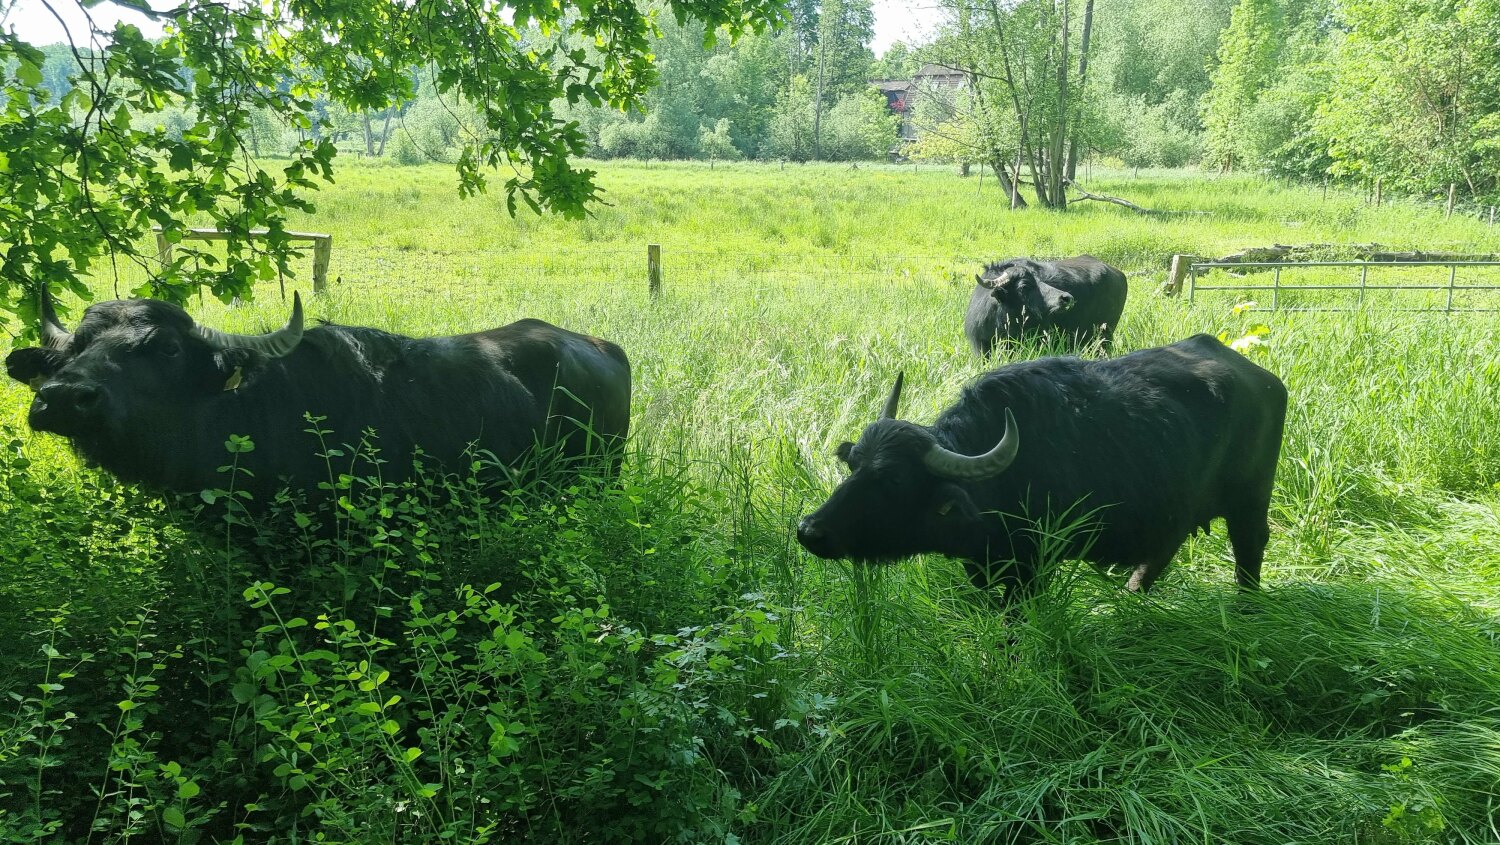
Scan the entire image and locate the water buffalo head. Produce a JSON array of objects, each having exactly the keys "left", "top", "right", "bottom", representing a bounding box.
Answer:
[
  {"left": 977, "top": 262, "right": 1075, "bottom": 328},
  {"left": 6, "top": 289, "right": 305, "bottom": 456},
  {"left": 796, "top": 372, "right": 1019, "bottom": 563}
]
